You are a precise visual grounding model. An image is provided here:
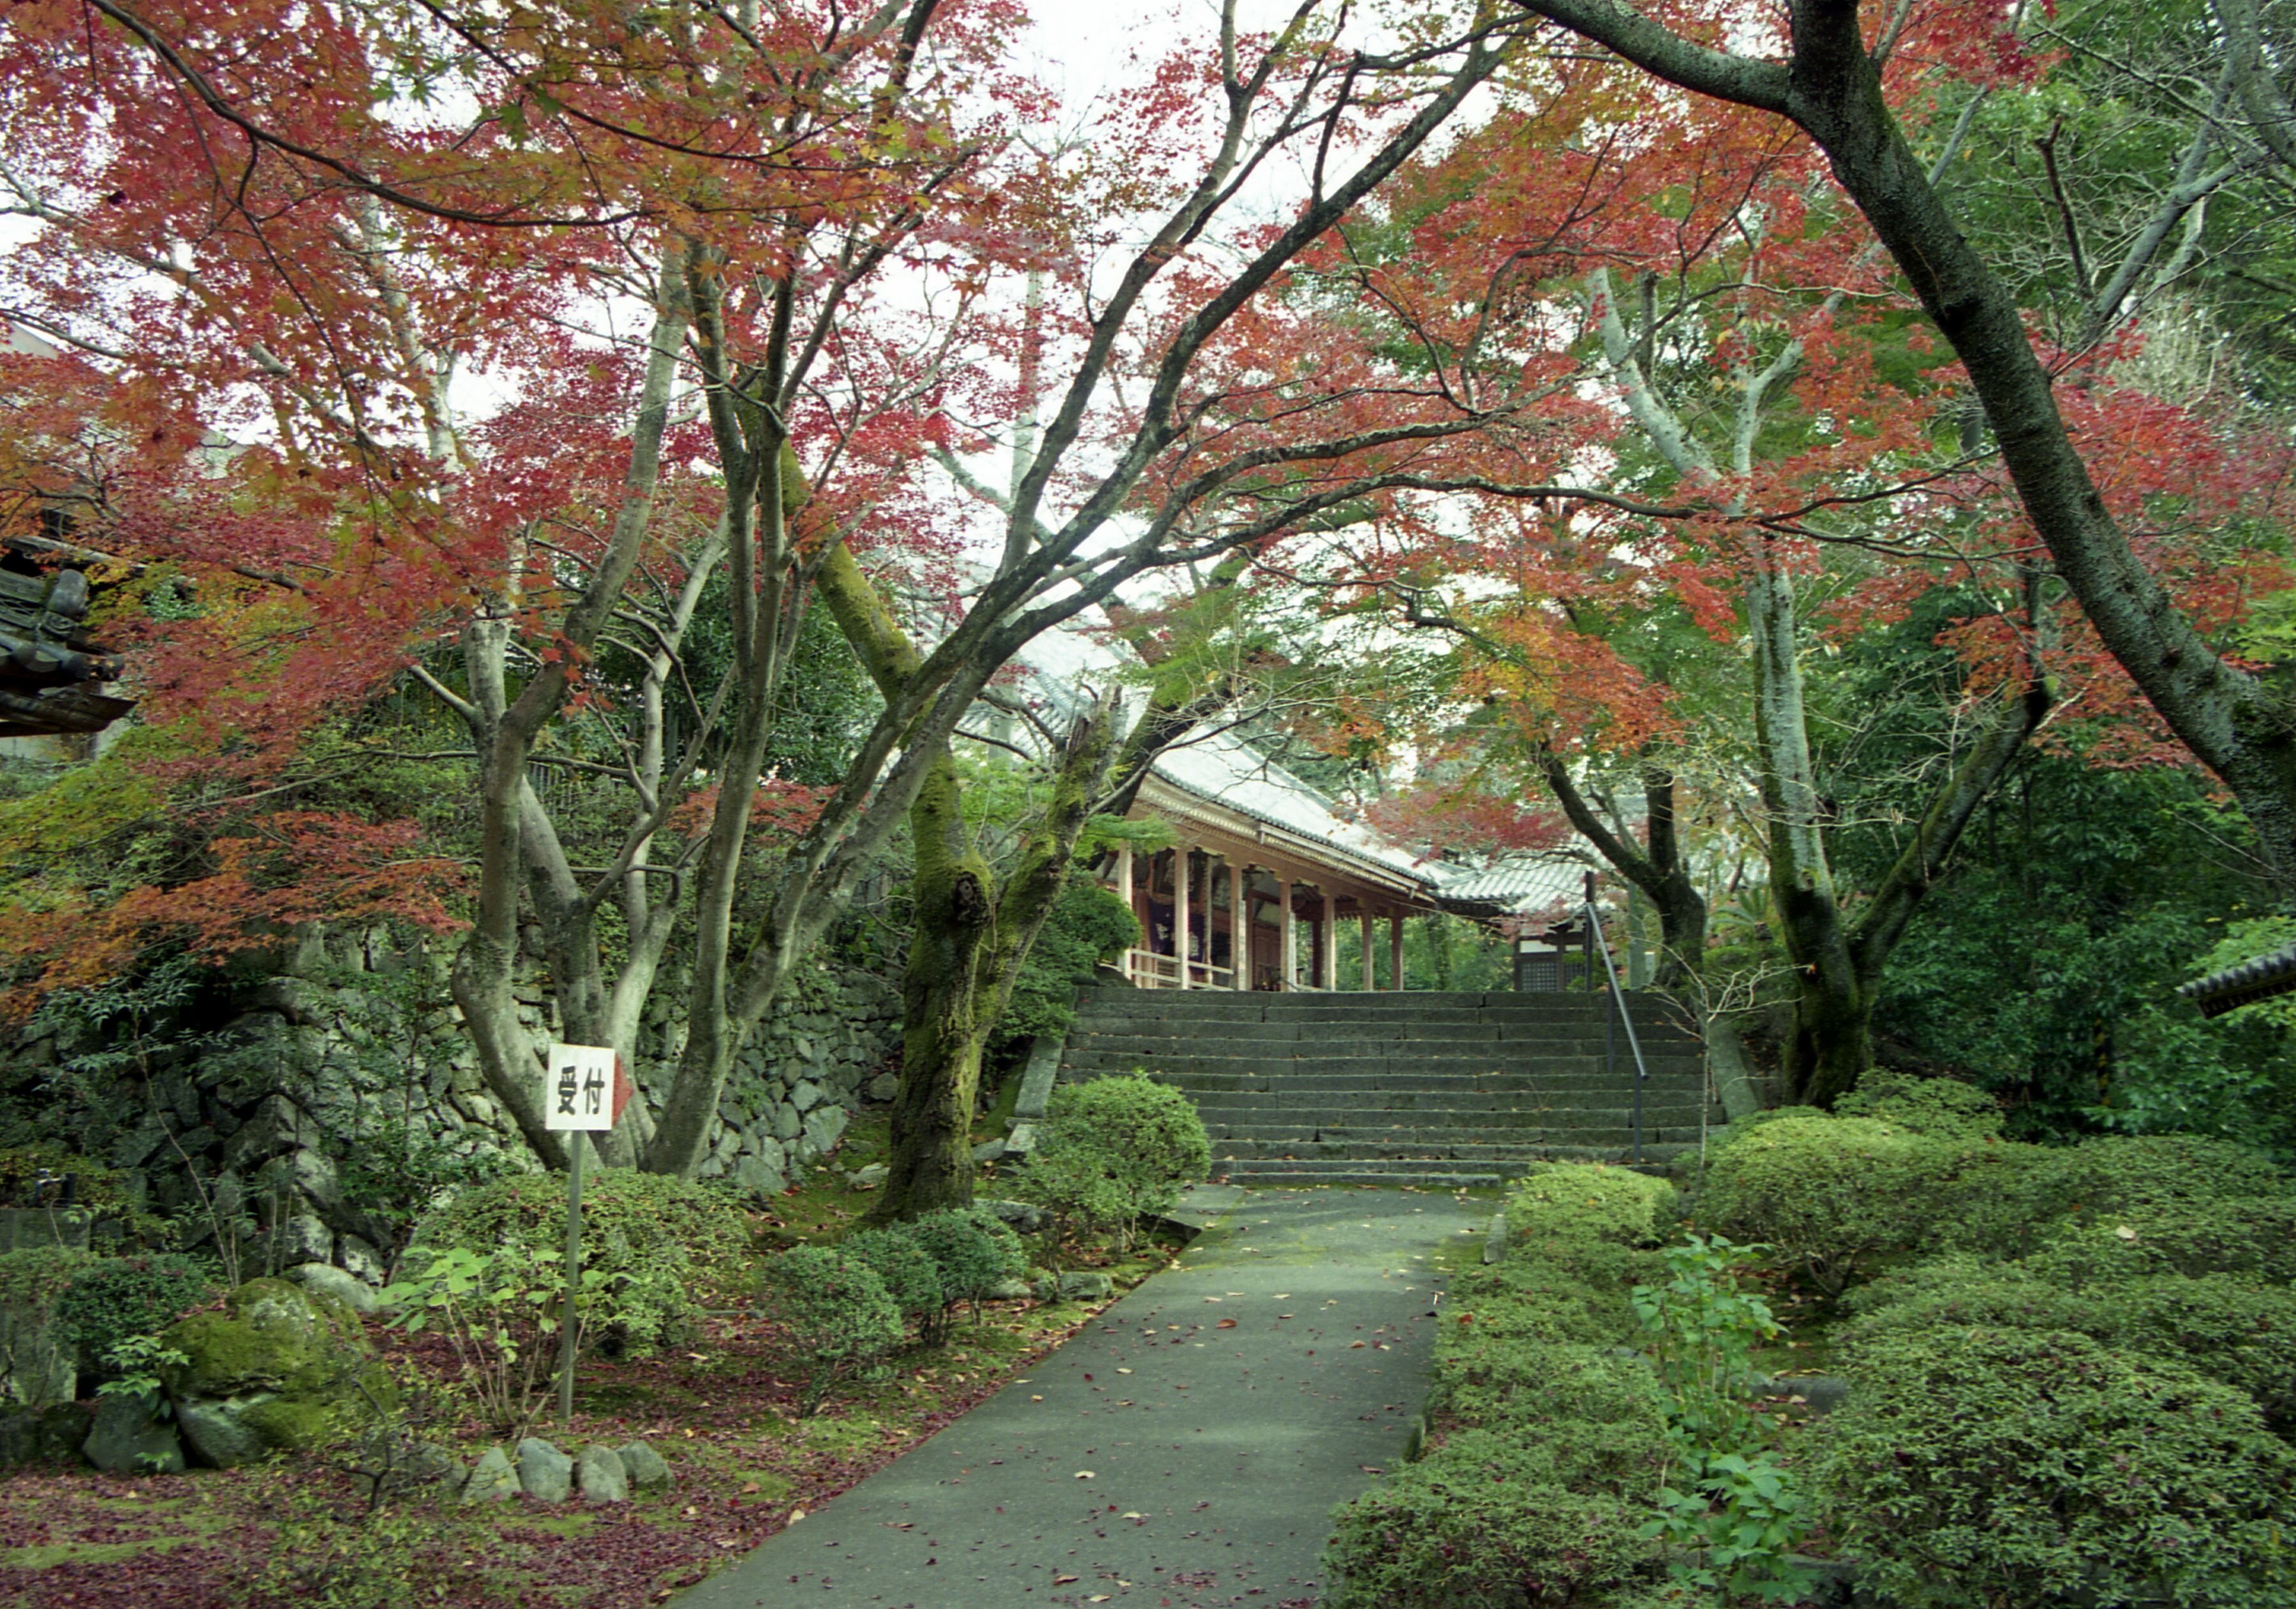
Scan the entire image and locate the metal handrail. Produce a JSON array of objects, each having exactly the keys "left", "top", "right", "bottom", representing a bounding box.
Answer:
[{"left": 1580, "top": 898, "right": 1655, "bottom": 1164}]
